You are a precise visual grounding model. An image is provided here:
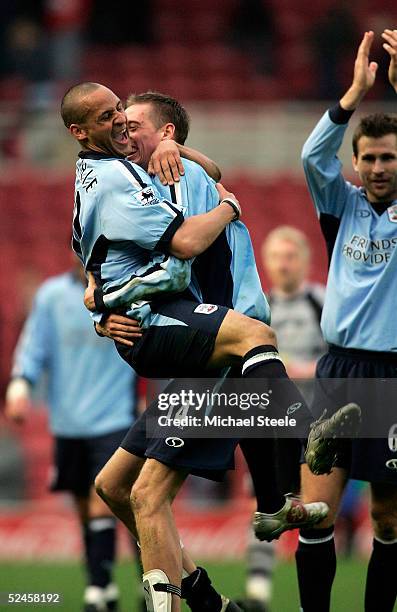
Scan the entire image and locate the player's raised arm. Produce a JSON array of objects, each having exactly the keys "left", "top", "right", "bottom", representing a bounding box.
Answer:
[
  {"left": 301, "top": 33, "right": 378, "bottom": 219},
  {"left": 340, "top": 30, "right": 378, "bottom": 110},
  {"left": 382, "top": 28, "right": 397, "bottom": 94}
]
